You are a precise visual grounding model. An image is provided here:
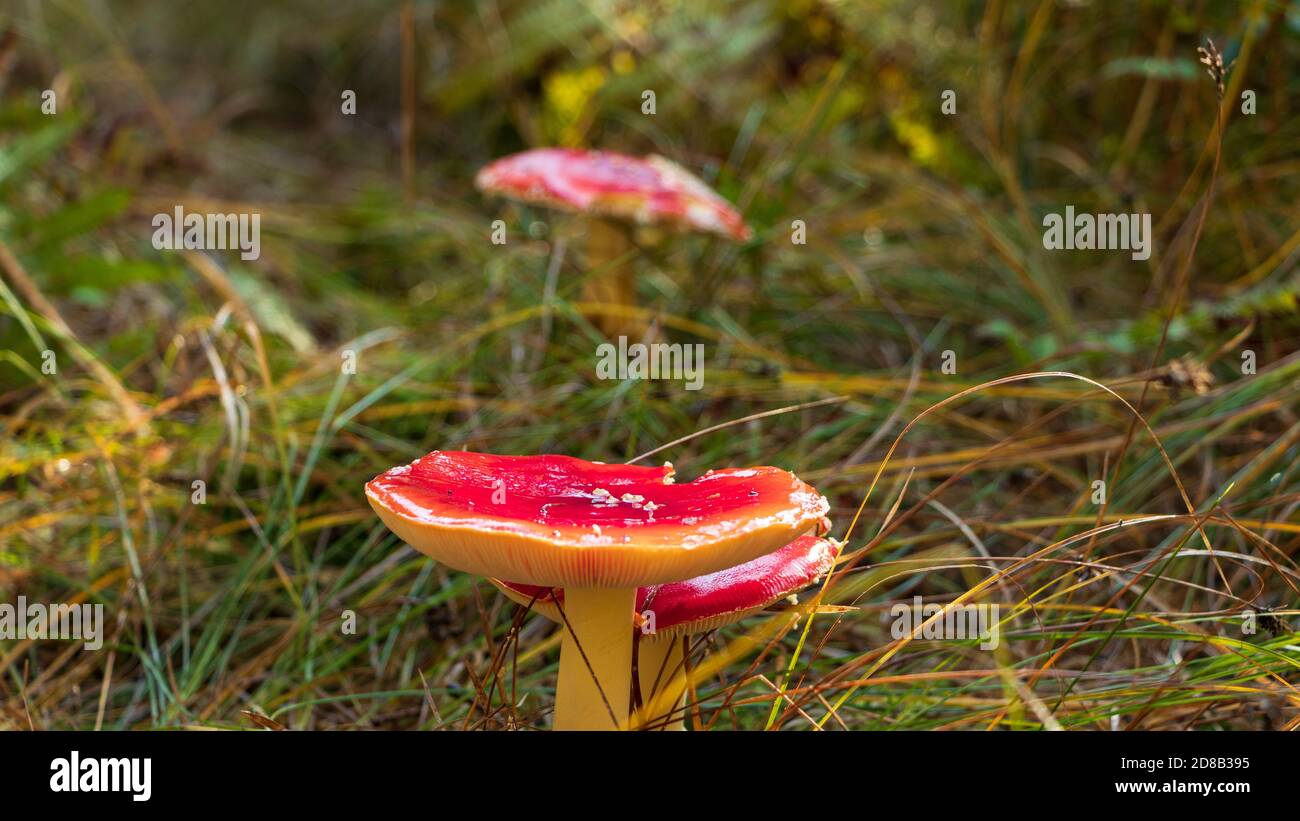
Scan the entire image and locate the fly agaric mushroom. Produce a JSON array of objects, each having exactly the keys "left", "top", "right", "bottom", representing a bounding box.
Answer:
[
  {"left": 491, "top": 533, "right": 840, "bottom": 729},
  {"left": 365, "top": 450, "right": 827, "bottom": 730},
  {"left": 475, "top": 148, "right": 751, "bottom": 338}
]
